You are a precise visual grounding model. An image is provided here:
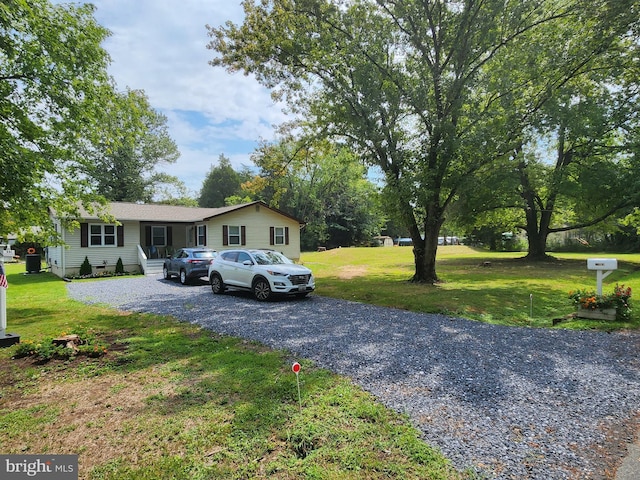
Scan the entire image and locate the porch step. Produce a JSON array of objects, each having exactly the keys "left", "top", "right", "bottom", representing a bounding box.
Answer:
[{"left": 145, "top": 259, "right": 165, "bottom": 275}]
